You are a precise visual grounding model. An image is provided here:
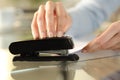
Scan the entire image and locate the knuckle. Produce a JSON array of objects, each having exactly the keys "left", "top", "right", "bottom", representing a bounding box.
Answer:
[
  {"left": 46, "top": 1, "right": 53, "bottom": 6},
  {"left": 46, "top": 1, "right": 54, "bottom": 11},
  {"left": 110, "top": 21, "right": 120, "bottom": 33},
  {"left": 39, "top": 5, "right": 44, "bottom": 9},
  {"left": 111, "top": 21, "right": 120, "bottom": 28},
  {"left": 56, "top": 2, "right": 62, "bottom": 5}
]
